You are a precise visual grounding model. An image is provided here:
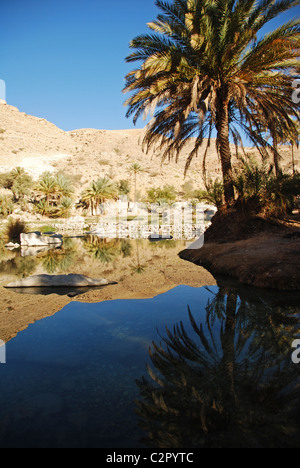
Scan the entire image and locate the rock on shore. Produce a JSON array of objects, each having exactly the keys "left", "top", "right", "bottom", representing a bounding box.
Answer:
[
  {"left": 20, "top": 232, "right": 63, "bottom": 247},
  {"left": 180, "top": 232, "right": 300, "bottom": 291}
]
